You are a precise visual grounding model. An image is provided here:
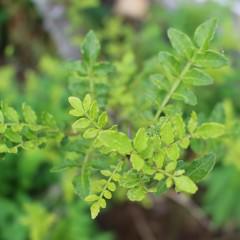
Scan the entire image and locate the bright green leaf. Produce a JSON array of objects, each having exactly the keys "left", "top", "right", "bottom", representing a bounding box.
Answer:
[
  {"left": 167, "top": 28, "right": 194, "bottom": 59},
  {"left": 194, "top": 18, "right": 217, "bottom": 49},
  {"left": 195, "top": 122, "right": 225, "bottom": 139},
  {"left": 130, "top": 153, "right": 144, "bottom": 171},
  {"left": 72, "top": 118, "right": 91, "bottom": 130},
  {"left": 195, "top": 50, "right": 228, "bottom": 68},
  {"left": 97, "top": 130, "right": 132, "bottom": 155},
  {"left": 174, "top": 175, "right": 198, "bottom": 194},
  {"left": 184, "top": 68, "right": 213, "bottom": 86},
  {"left": 133, "top": 128, "right": 148, "bottom": 153}
]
